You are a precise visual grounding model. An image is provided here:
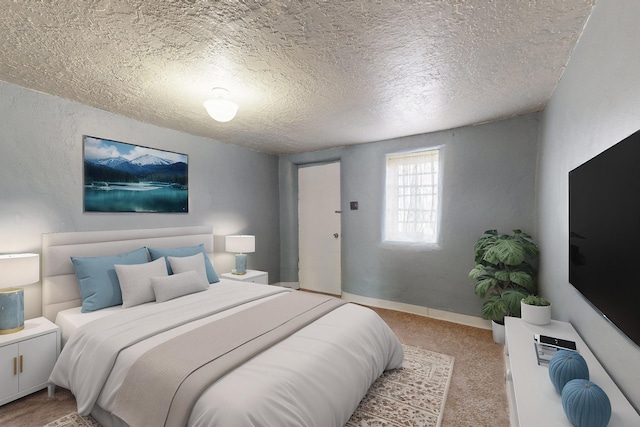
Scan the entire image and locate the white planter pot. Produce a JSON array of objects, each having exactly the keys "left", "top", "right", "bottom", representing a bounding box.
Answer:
[
  {"left": 521, "top": 301, "right": 552, "bottom": 325},
  {"left": 492, "top": 321, "right": 505, "bottom": 344}
]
